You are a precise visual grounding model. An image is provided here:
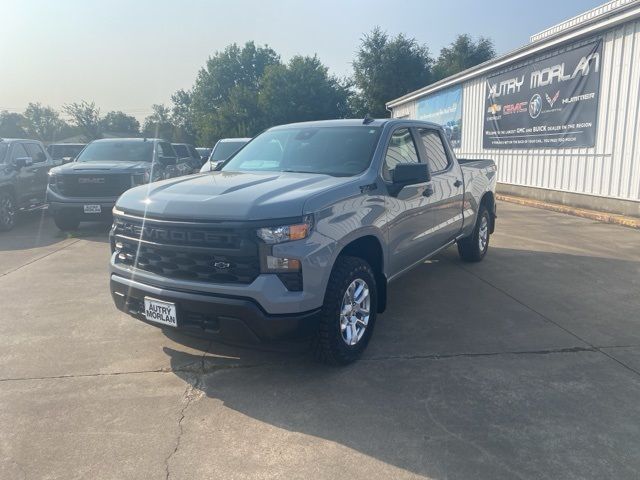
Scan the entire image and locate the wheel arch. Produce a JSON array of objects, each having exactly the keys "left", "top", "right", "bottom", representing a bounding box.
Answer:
[
  {"left": 336, "top": 234, "right": 387, "bottom": 313},
  {"left": 480, "top": 191, "right": 496, "bottom": 233}
]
